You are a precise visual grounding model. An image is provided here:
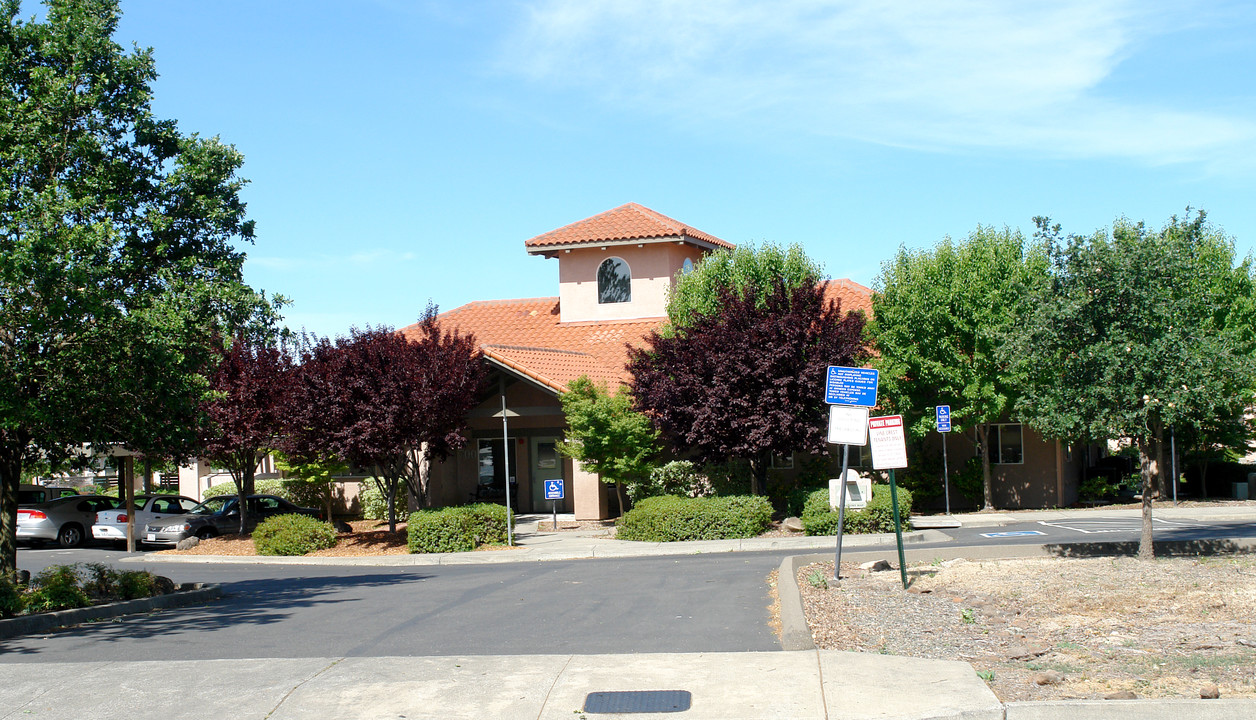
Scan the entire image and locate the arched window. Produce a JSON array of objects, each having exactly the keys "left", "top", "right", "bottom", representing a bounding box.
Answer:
[
  {"left": 597, "top": 257, "right": 631, "bottom": 304},
  {"left": 682, "top": 258, "right": 694, "bottom": 275}
]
